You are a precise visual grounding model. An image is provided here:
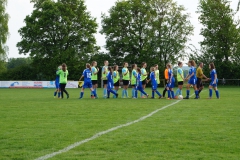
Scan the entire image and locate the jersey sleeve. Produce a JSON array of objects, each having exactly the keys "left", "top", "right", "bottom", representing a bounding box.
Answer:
[
  {"left": 141, "top": 69, "right": 144, "bottom": 74},
  {"left": 92, "top": 67, "right": 95, "bottom": 73},
  {"left": 178, "top": 69, "right": 182, "bottom": 74},
  {"left": 122, "top": 68, "right": 126, "bottom": 74},
  {"left": 113, "top": 71, "right": 117, "bottom": 77},
  {"left": 133, "top": 71, "right": 137, "bottom": 77},
  {"left": 56, "top": 70, "right": 61, "bottom": 75}
]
